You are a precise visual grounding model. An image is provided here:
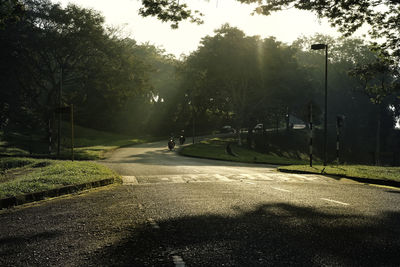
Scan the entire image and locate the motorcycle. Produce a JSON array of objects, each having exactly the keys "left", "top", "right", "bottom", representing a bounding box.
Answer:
[
  {"left": 168, "top": 138, "right": 175, "bottom": 150},
  {"left": 179, "top": 135, "right": 185, "bottom": 145}
]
